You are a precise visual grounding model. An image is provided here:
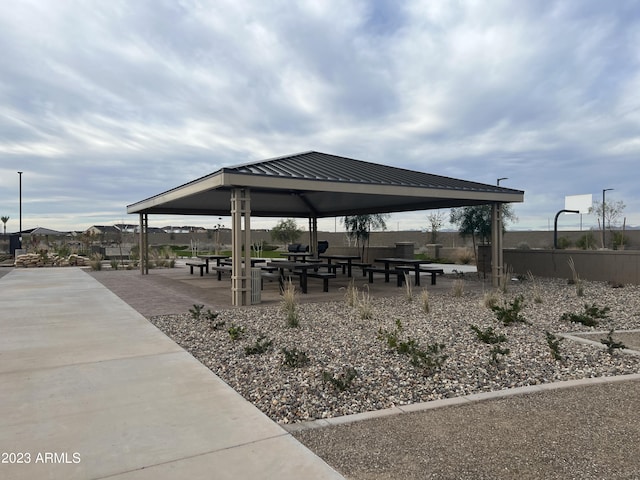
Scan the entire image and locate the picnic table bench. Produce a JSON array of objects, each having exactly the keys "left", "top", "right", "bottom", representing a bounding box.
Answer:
[
  {"left": 186, "top": 261, "right": 207, "bottom": 276},
  {"left": 419, "top": 266, "right": 445, "bottom": 285}
]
